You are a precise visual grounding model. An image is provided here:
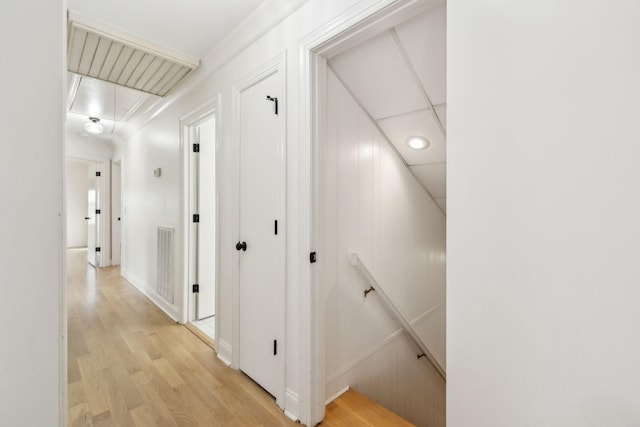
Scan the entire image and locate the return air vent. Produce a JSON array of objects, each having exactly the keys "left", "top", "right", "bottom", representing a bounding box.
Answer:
[{"left": 67, "top": 12, "right": 200, "bottom": 97}]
